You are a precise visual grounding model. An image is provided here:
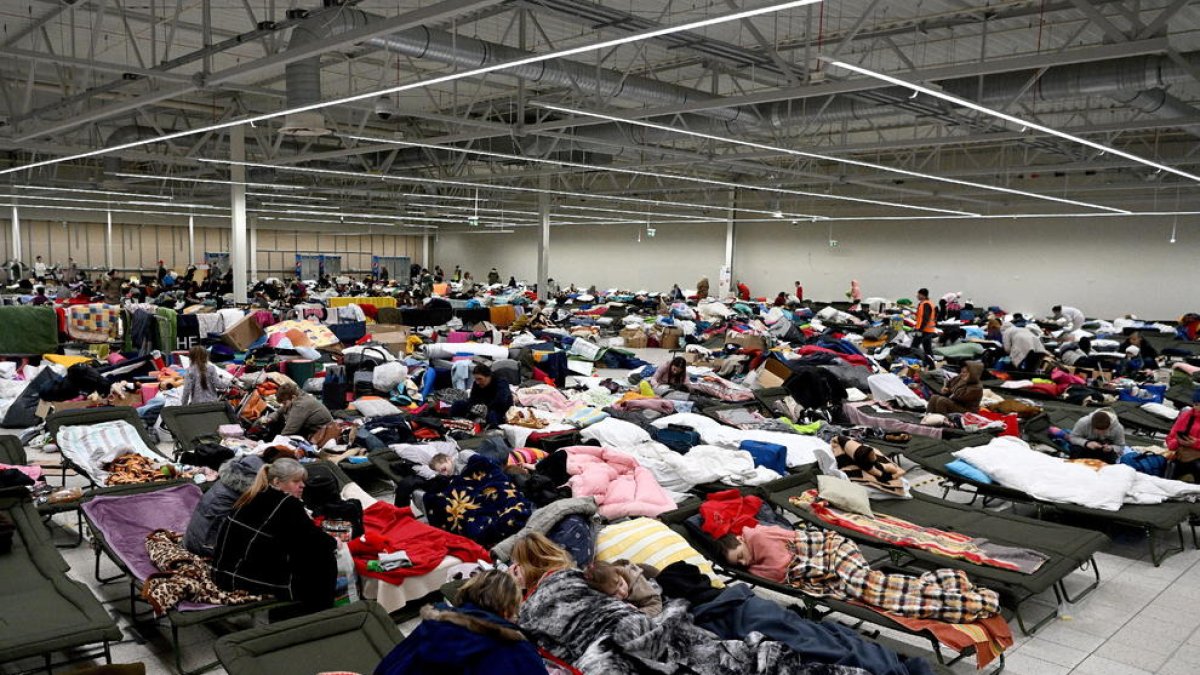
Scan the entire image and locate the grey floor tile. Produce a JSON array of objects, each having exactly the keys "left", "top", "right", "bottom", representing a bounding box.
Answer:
[{"left": 1072, "top": 654, "right": 1155, "bottom": 675}]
